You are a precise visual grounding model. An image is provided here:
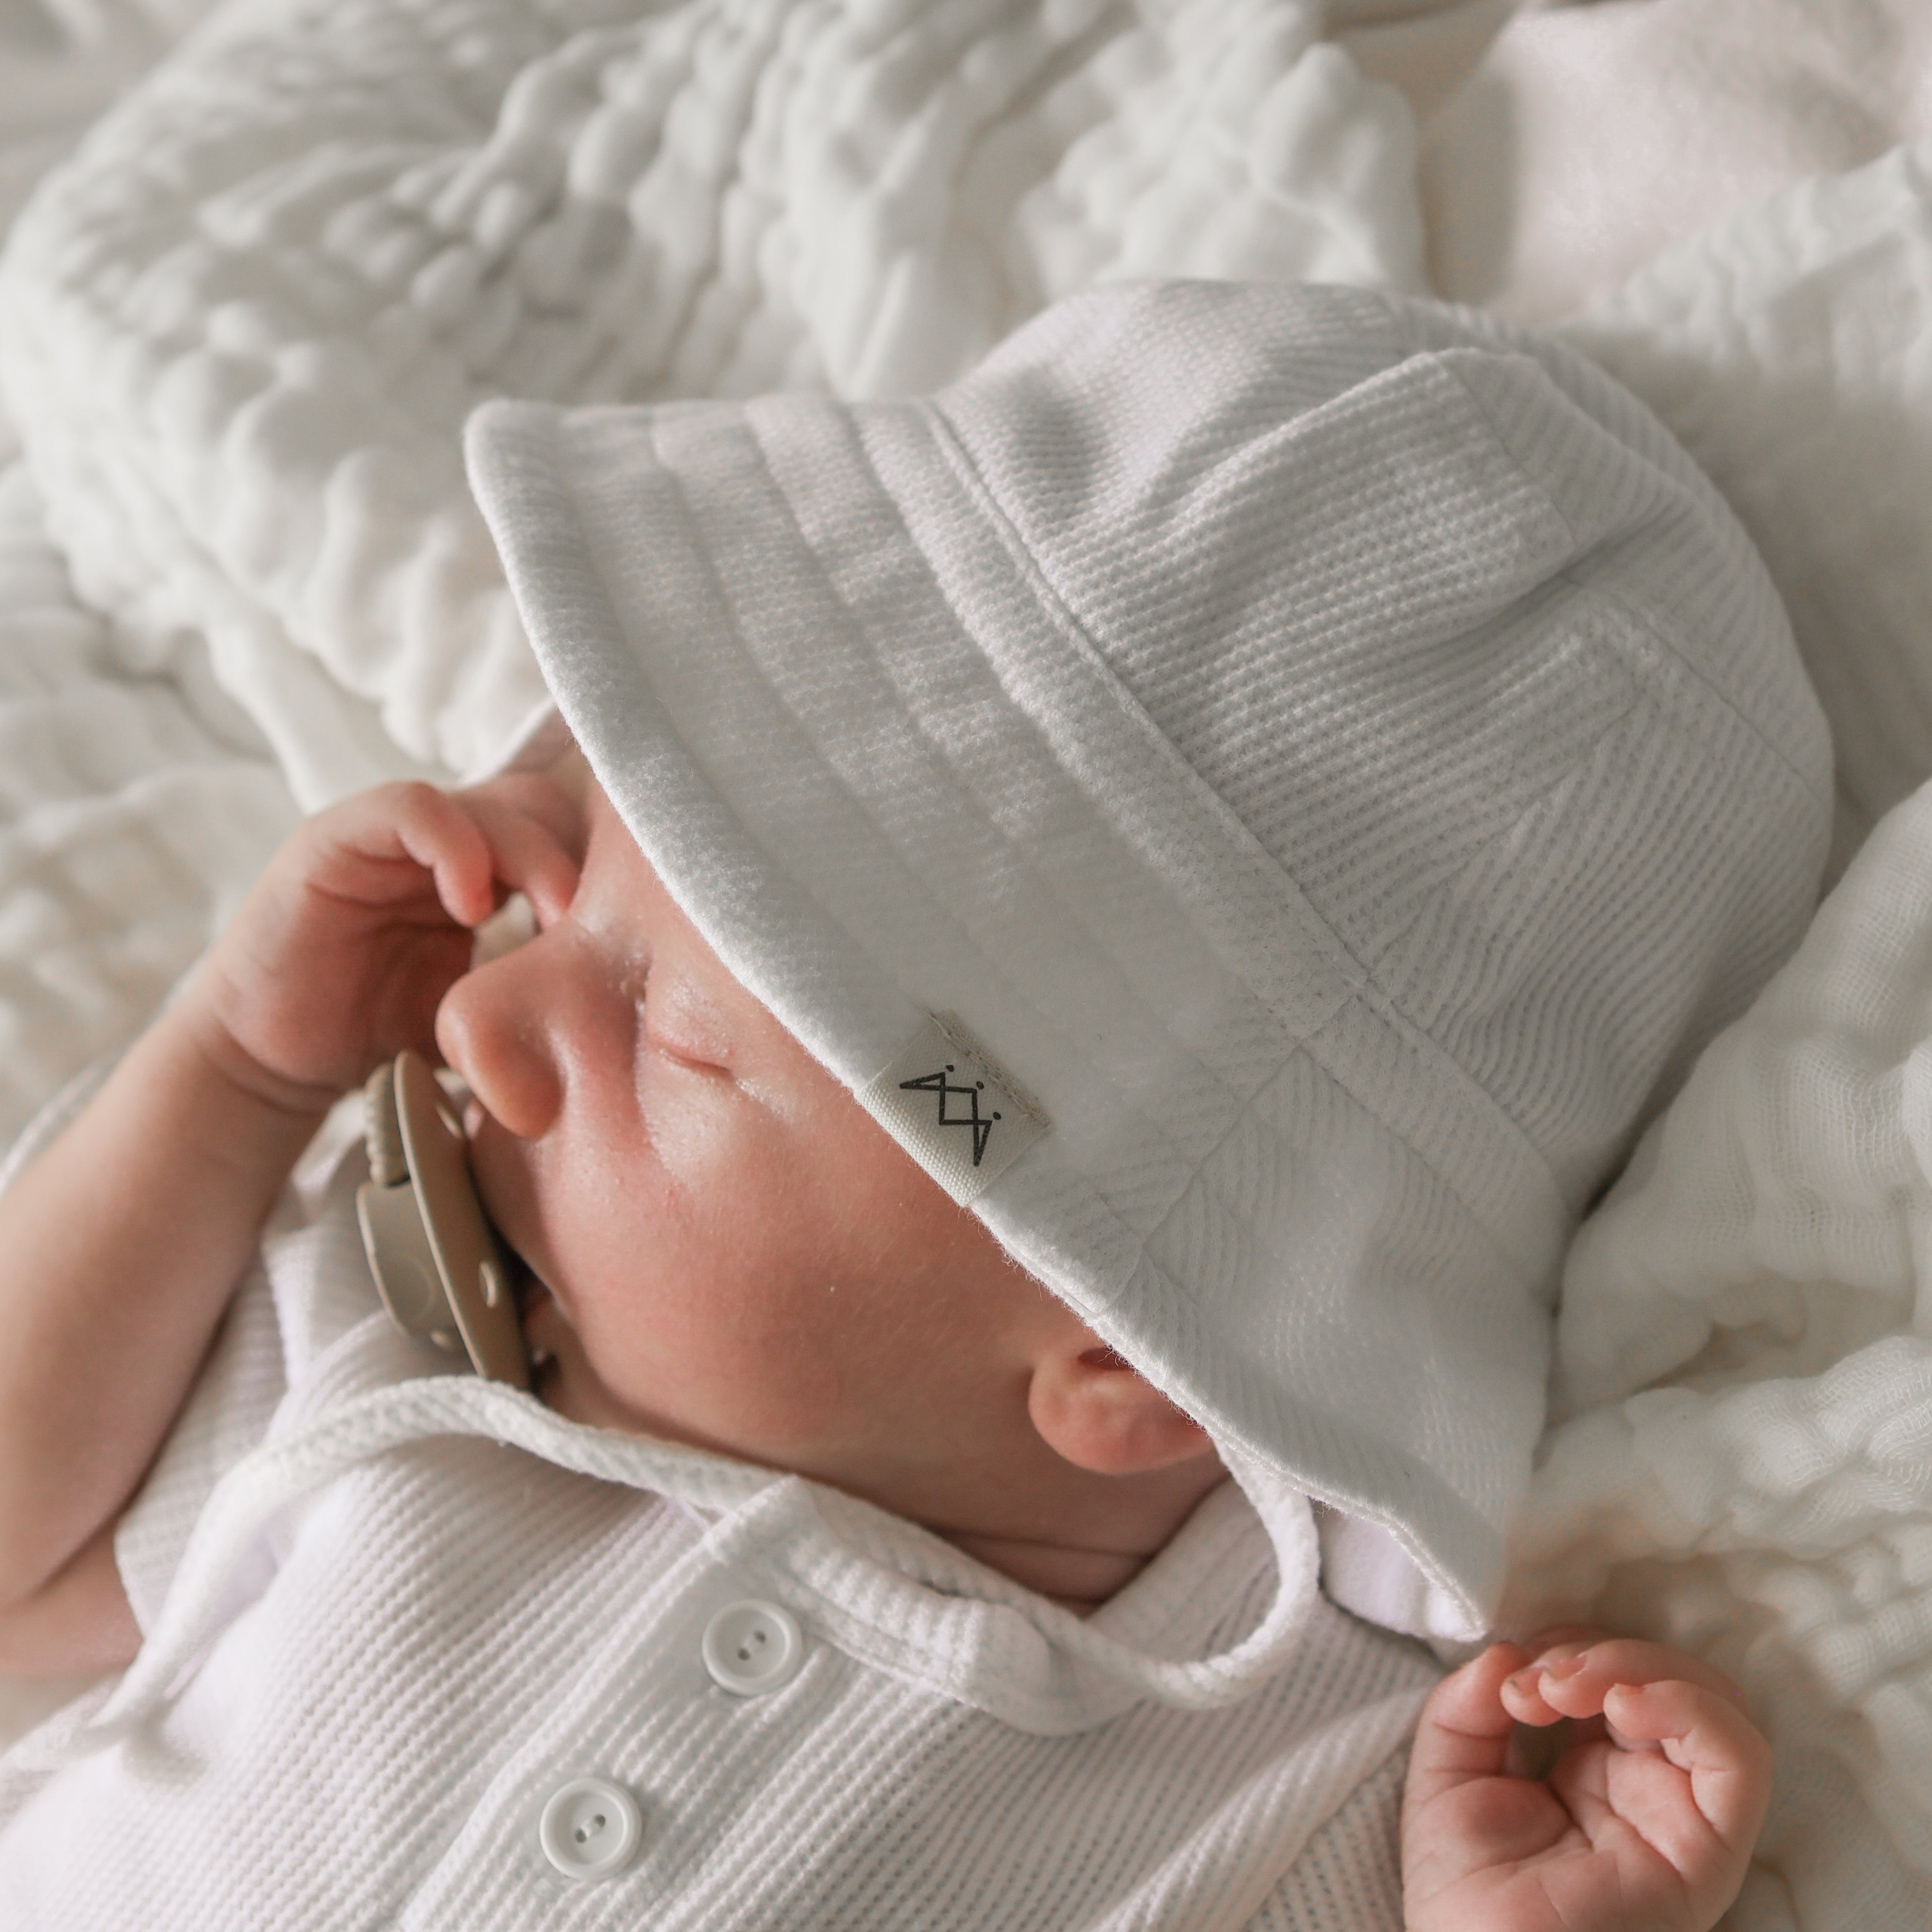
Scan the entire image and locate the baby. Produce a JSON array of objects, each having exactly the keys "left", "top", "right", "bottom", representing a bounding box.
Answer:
[{"left": 0, "top": 279, "right": 1828, "bottom": 1930}]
